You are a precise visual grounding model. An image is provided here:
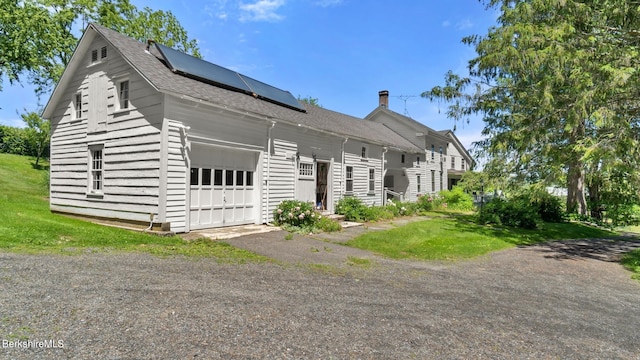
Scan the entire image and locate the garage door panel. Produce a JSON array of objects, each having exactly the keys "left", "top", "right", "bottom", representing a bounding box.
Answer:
[
  {"left": 200, "top": 186, "right": 212, "bottom": 207},
  {"left": 212, "top": 188, "right": 224, "bottom": 206},
  {"left": 189, "top": 145, "right": 258, "bottom": 229}
]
